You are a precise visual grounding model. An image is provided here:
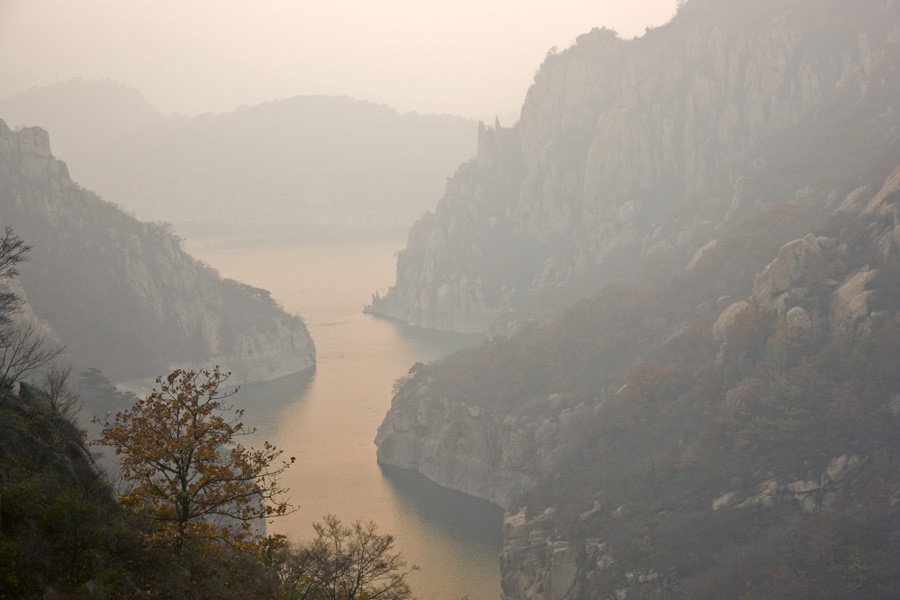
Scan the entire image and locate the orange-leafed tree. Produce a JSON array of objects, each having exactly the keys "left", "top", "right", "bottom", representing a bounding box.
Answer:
[{"left": 95, "top": 367, "right": 294, "bottom": 550}]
